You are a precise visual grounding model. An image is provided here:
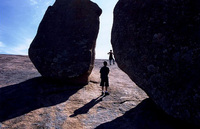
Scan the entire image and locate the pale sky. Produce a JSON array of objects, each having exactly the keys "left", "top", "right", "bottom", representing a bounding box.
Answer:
[{"left": 0, "top": 0, "right": 118, "bottom": 59}]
